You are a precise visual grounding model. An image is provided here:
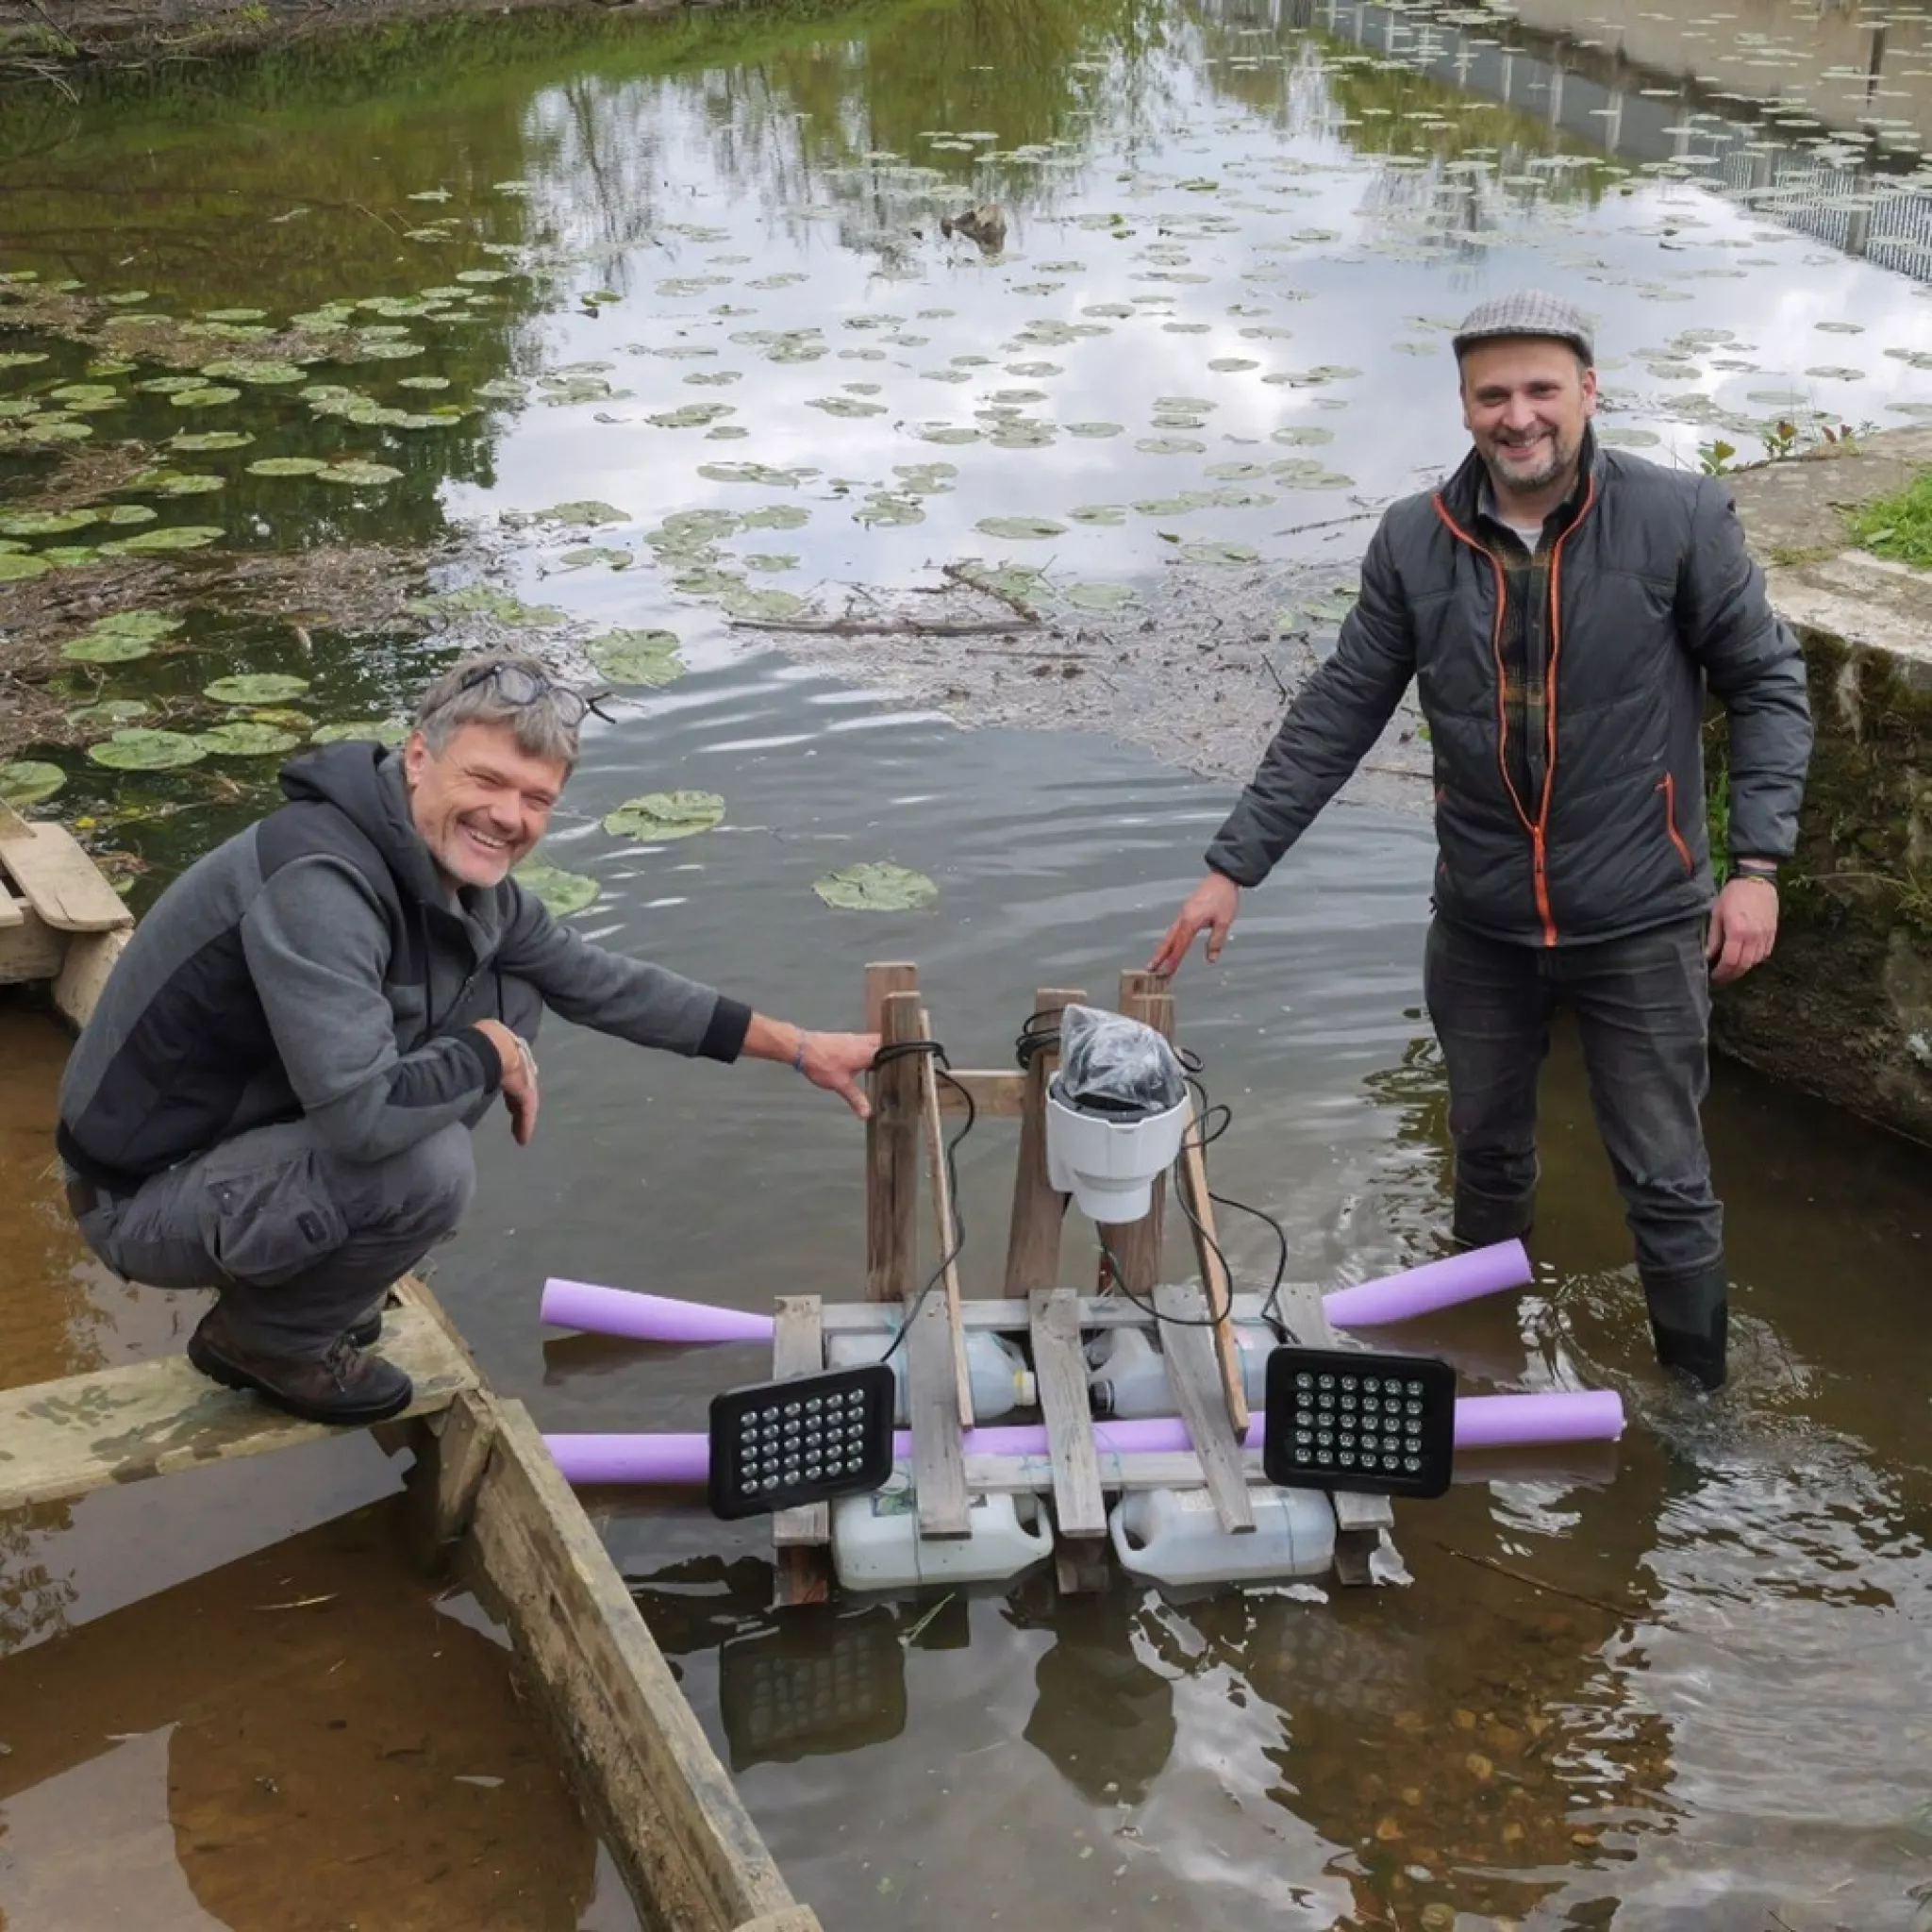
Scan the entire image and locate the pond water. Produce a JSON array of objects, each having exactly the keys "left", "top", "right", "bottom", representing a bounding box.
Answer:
[{"left": 3, "top": 0, "right": 1932, "bottom": 1926}]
